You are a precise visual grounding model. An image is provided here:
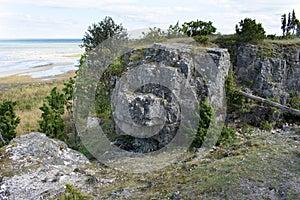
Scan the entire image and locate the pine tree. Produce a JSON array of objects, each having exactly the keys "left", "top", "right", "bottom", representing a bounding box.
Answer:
[
  {"left": 0, "top": 101, "right": 20, "bottom": 147},
  {"left": 291, "top": 9, "right": 297, "bottom": 34},
  {"left": 235, "top": 18, "right": 266, "bottom": 43},
  {"left": 287, "top": 12, "right": 292, "bottom": 35},
  {"left": 281, "top": 14, "right": 287, "bottom": 36},
  {"left": 39, "top": 87, "right": 66, "bottom": 140}
]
